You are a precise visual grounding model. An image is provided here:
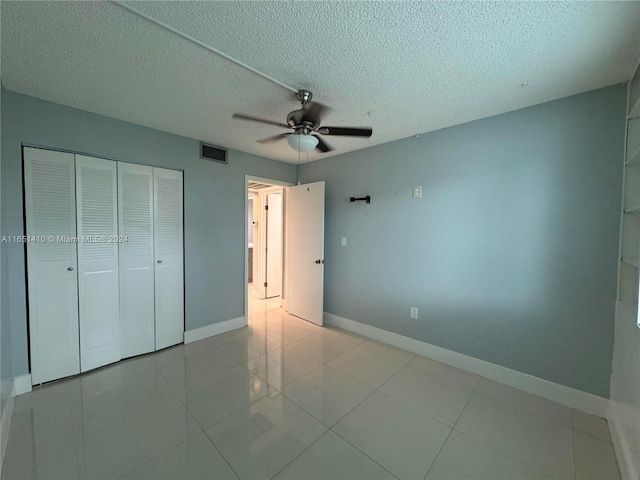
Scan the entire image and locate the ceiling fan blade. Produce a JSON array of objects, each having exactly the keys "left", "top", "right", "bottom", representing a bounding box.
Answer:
[
  {"left": 232, "top": 113, "right": 290, "bottom": 129},
  {"left": 314, "top": 135, "right": 334, "bottom": 153},
  {"left": 305, "top": 102, "right": 330, "bottom": 123},
  {"left": 316, "top": 126, "right": 373, "bottom": 137},
  {"left": 256, "top": 133, "right": 289, "bottom": 144}
]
